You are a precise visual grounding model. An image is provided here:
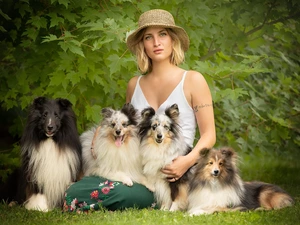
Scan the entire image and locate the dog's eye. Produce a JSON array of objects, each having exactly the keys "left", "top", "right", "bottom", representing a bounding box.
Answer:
[
  {"left": 164, "top": 125, "right": 170, "bottom": 130},
  {"left": 43, "top": 112, "right": 48, "bottom": 118},
  {"left": 219, "top": 162, "right": 223, "bottom": 166},
  {"left": 111, "top": 122, "right": 116, "bottom": 127},
  {"left": 54, "top": 113, "right": 59, "bottom": 119},
  {"left": 152, "top": 124, "right": 157, "bottom": 130},
  {"left": 122, "top": 123, "right": 128, "bottom": 127},
  {"left": 208, "top": 161, "right": 213, "bottom": 165}
]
